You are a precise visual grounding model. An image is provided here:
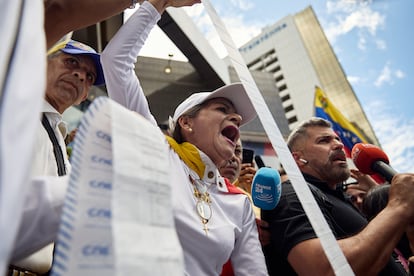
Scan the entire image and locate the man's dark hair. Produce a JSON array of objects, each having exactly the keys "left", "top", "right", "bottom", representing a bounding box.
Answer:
[{"left": 287, "top": 117, "right": 332, "bottom": 151}]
